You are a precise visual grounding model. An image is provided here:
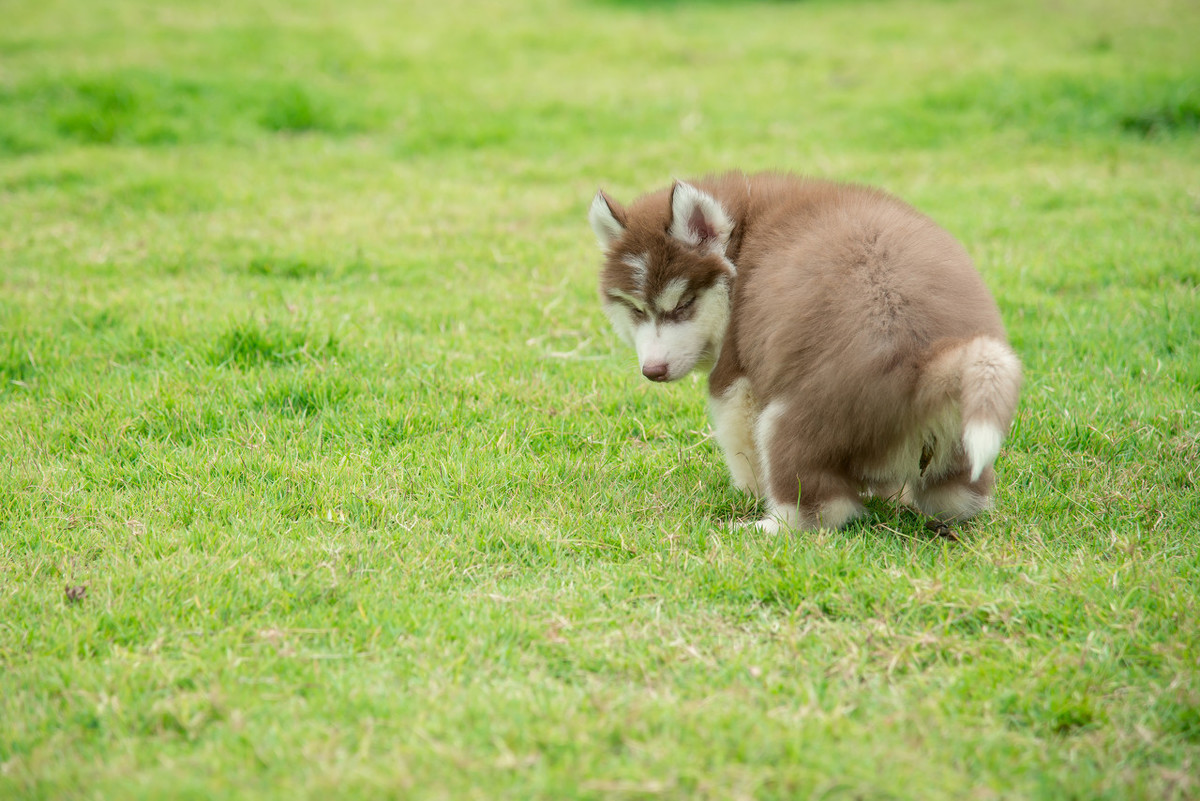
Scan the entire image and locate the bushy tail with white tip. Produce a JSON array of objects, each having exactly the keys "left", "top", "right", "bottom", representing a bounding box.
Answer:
[{"left": 921, "top": 336, "right": 1023, "bottom": 481}]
